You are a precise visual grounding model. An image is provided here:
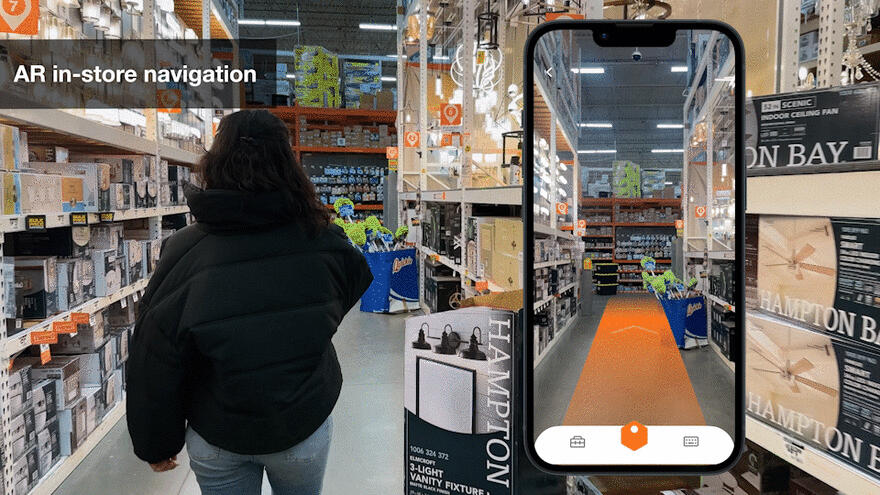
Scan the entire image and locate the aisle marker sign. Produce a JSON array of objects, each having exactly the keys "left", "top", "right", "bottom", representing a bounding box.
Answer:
[
  {"left": 385, "top": 146, "right": 399, "bottom": 159},
  {"left": 0, "top": 0, "right": 38, "bottom": 35},
  {"left": 694, "top": 206, "right": 707, "bottom": 218},
  {"left": 440, "top": 104, "right": 462, "bottom": 126},
  {"left": 578, "top": 219, "right": 587, "bottom": 229},
  {"left": 556, "top": 202, "right": 569, "bottom": 215},
  {"left": 404, "top": 131, "right": 420, "bottom": 148}
]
